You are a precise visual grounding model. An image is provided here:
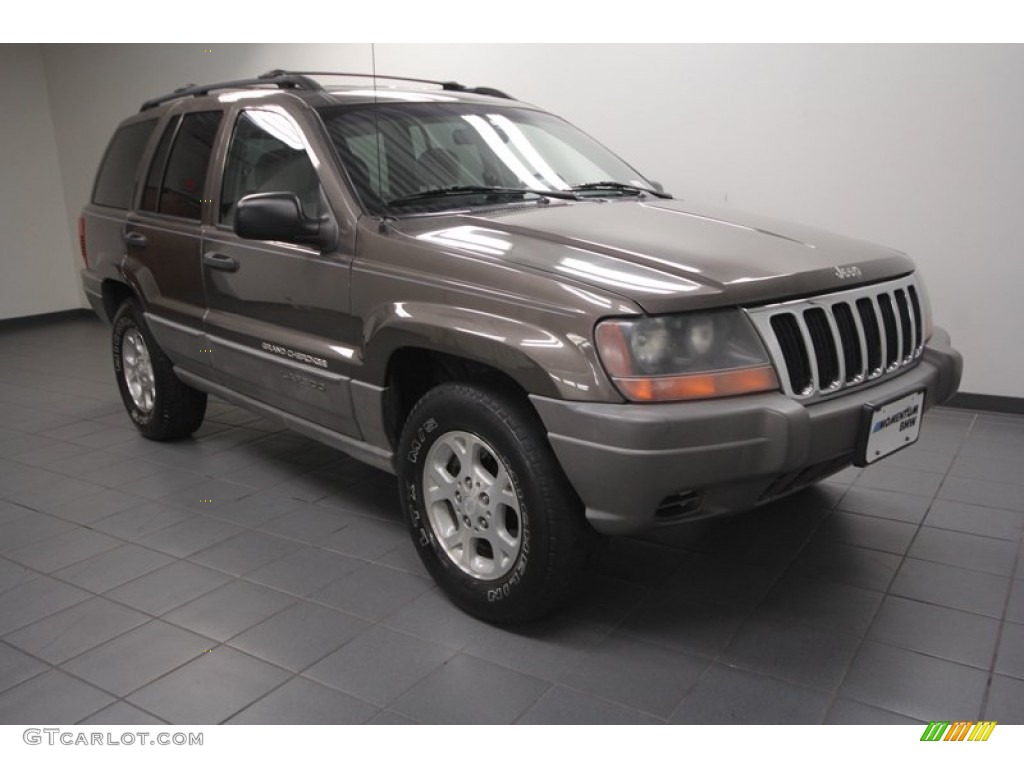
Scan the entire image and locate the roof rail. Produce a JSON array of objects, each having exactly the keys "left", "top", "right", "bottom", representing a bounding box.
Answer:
[
  {"left": 139, "top": 71, "right": 323, "bottom": 112},
  {"left": 260, "top": 70, "right": 514, "bottom": 100}
]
